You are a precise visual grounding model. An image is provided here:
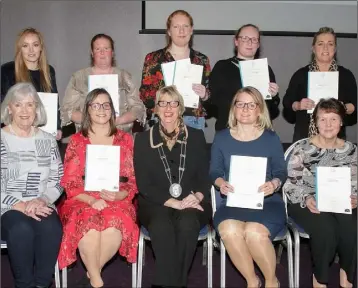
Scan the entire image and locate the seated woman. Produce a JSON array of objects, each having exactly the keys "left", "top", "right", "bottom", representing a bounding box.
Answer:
[
  {"left": 210, "top": 86, "right": 287, "bottom": 288},
  {"left": 134, "top": 85, "right": 212, "bottom": 287},
  {"left": 1, "top": 82, "right": 63, "bottom": 288},
  {"left": 58, "top": 88, "right": 139, "bottom": 288},
  {"left": 284, "top": 98, "right": 357, "bottom": 288}
]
